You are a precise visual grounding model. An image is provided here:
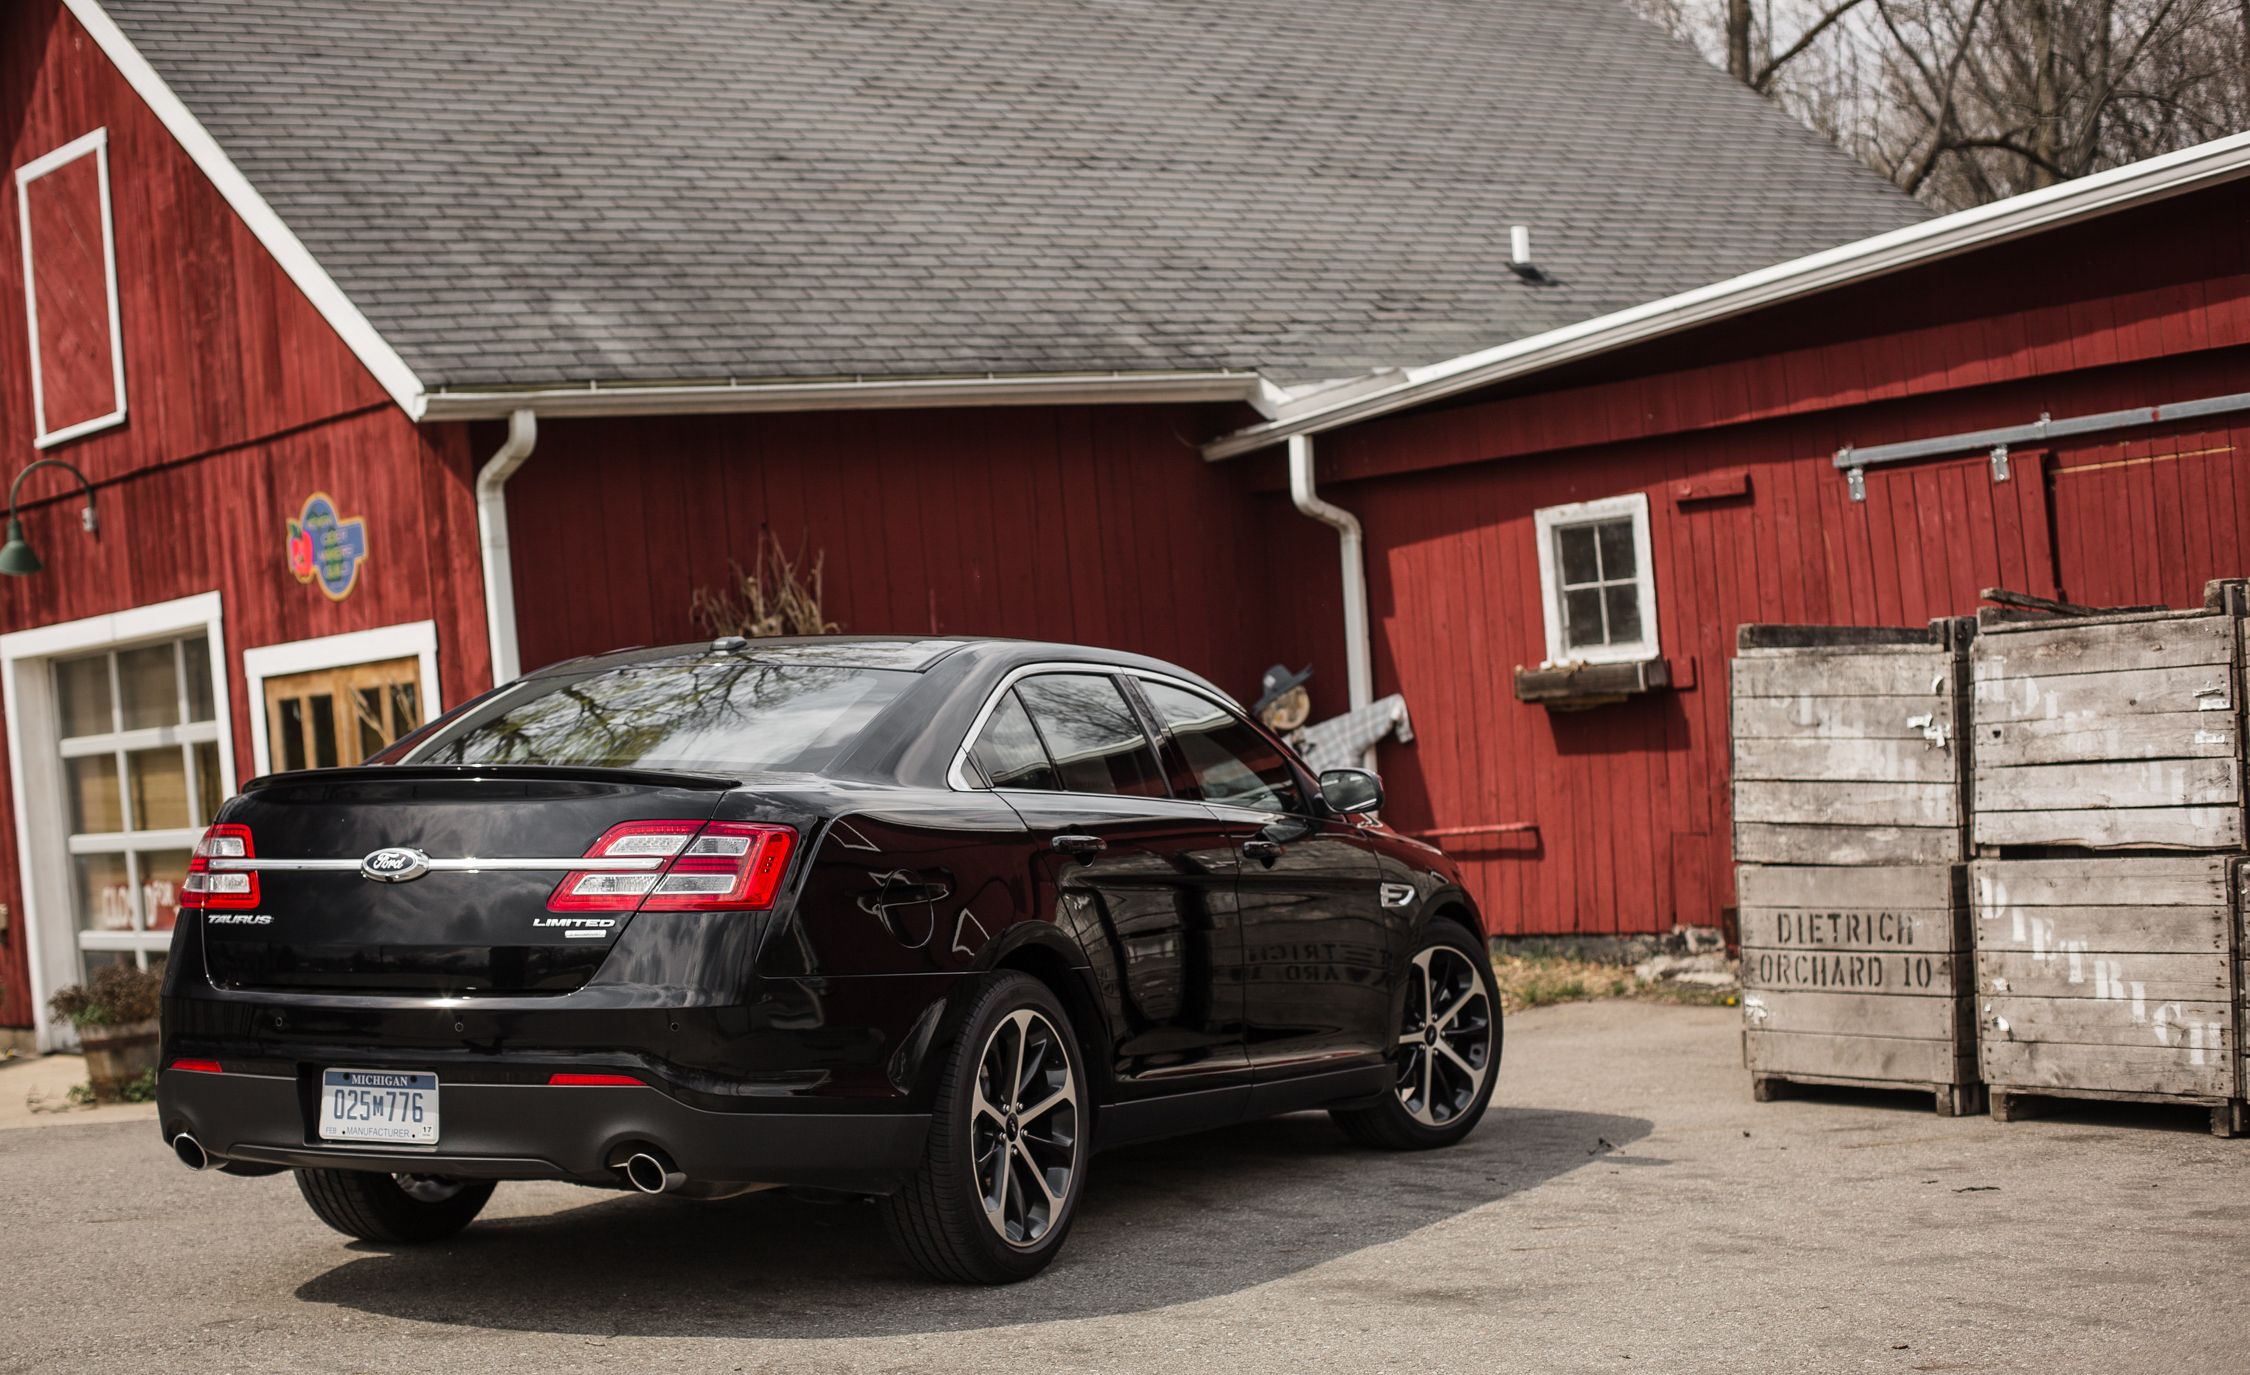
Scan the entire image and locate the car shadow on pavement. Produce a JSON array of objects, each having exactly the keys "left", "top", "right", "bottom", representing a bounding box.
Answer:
[{"left": 293, "top": 1103, "right": 1651, "bottom": 1338}]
